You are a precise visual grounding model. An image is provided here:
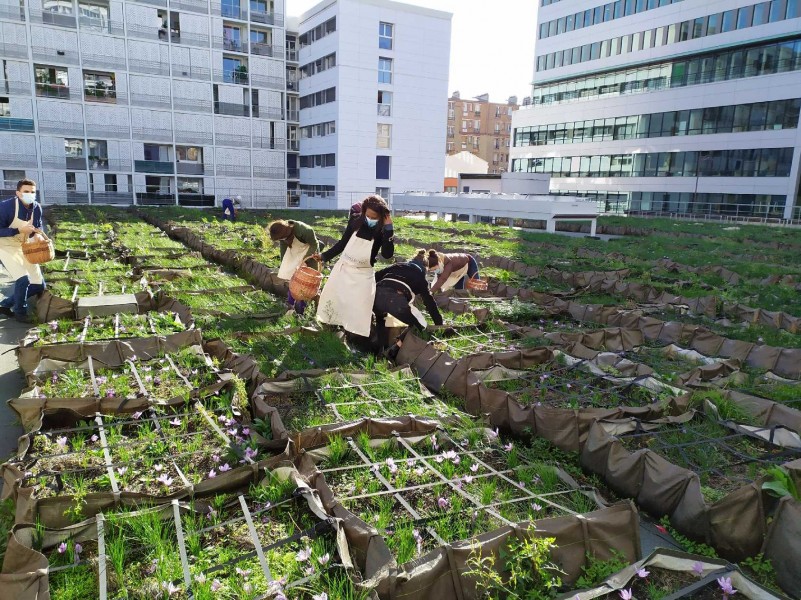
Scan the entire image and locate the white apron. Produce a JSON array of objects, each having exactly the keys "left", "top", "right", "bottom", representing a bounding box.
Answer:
[
  {"left": 316, "top": 234, "right": 375, "bottom": 336},
  {"left": 277, "top": 240, "right": 311, "bottom": 281},
  {"left": 0, "top": 200, "right": 43, "bottom": 285},
  {"left": 381, "top": 278, "right": 427, "bottom": 329},
  {"left": 438, "top": 263, "right": 469, "bottom": 292}
]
